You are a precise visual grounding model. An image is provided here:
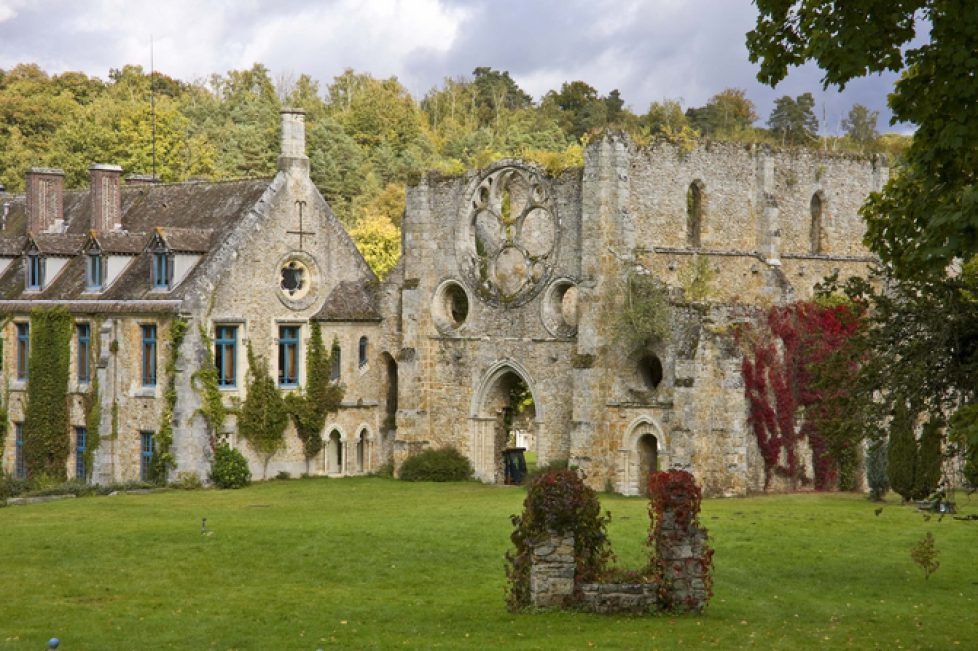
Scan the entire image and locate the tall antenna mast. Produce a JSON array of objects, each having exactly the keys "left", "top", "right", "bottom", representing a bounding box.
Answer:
[{"left": 150, "top": 35, "right": 157, "bottom": 179}]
